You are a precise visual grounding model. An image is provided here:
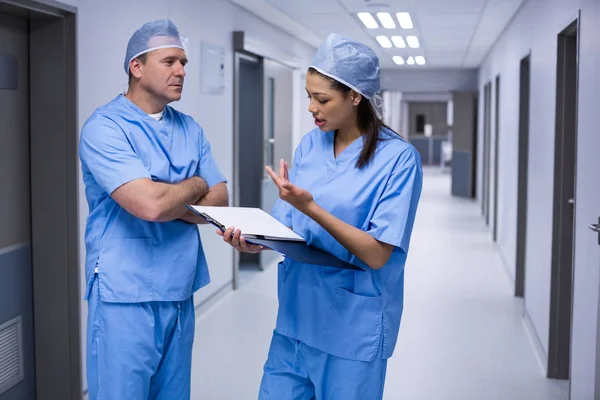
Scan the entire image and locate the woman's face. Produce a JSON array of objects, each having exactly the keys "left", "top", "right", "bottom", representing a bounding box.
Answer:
[{"left": 306, "top": 72, "right": 361, "bottom": 132}]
